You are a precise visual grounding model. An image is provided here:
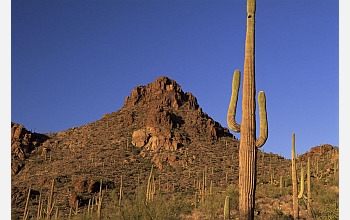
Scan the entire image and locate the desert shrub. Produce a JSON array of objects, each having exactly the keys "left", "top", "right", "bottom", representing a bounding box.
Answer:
[
  {"left": 224, "top": 184, "right": 239, "bottom": 210},
  {"left": 312, "top": 181, "right": 338, "bottom": 205},
  {"left": 11, "top": 209, "right": 21, "bottom": 220},
  {"left": 311, "top": 180, "right": 339, "bottom": 219},
  {"left": 283, "top": 177, "right": 292, "bottom": 187},
  {"left": 313, "top": 203, "right": 339, "bottom": 220},
  {"left": 197, "top": 191, "right": 224, "bottom": 219},
  {"left": 199, "top": 185, "right": 239, "bottom": 219},
  {"left": 256, "top": 183, "right": 282, "bottom": 199},
  {"left": 326, "top": 174, "right": 339, "bottom": 186},
  {"left": 194, "top": 184, "right": 239, "bottom": 219},
  {"left": 129, "top": 145, "right": 141, "bottom": 155},
  {"left": 55, "top": 175, "right": 70, "bottom": 188},
  {"left": 115, "top": 186, "right": 191, "bottom": 220},
  {"left": 266, "top": 207, "right": 293, "bottom": 220}
]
